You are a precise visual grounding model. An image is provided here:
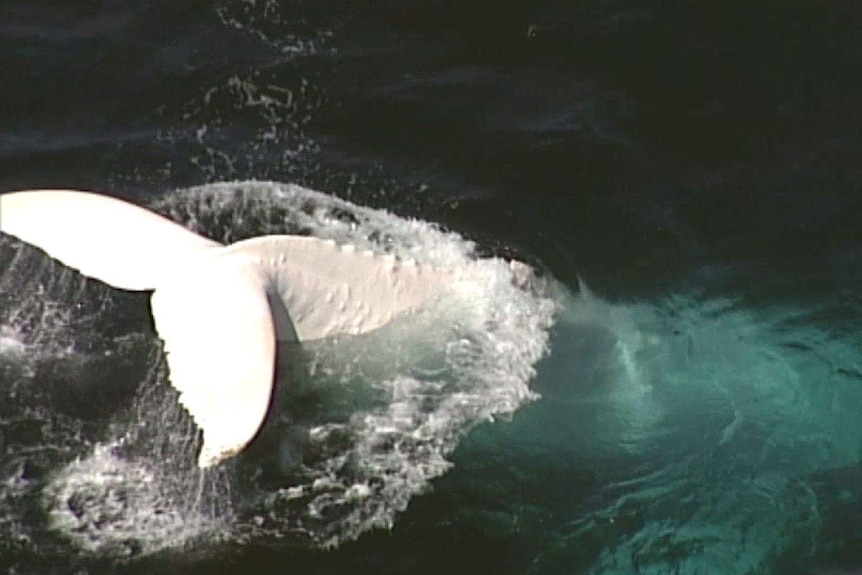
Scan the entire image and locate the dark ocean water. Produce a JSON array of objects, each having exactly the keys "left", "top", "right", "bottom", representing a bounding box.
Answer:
[{"left": 1, "top": 1, "right": 862, "bottom": 574}]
